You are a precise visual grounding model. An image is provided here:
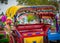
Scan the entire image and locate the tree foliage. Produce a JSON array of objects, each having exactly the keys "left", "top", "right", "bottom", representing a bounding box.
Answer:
[
  {"left": 17, "top": 0, "right": 58, "bottom": 10},
  {"left": 17, "top": 0, "right": 49, "bottom": 5}
]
